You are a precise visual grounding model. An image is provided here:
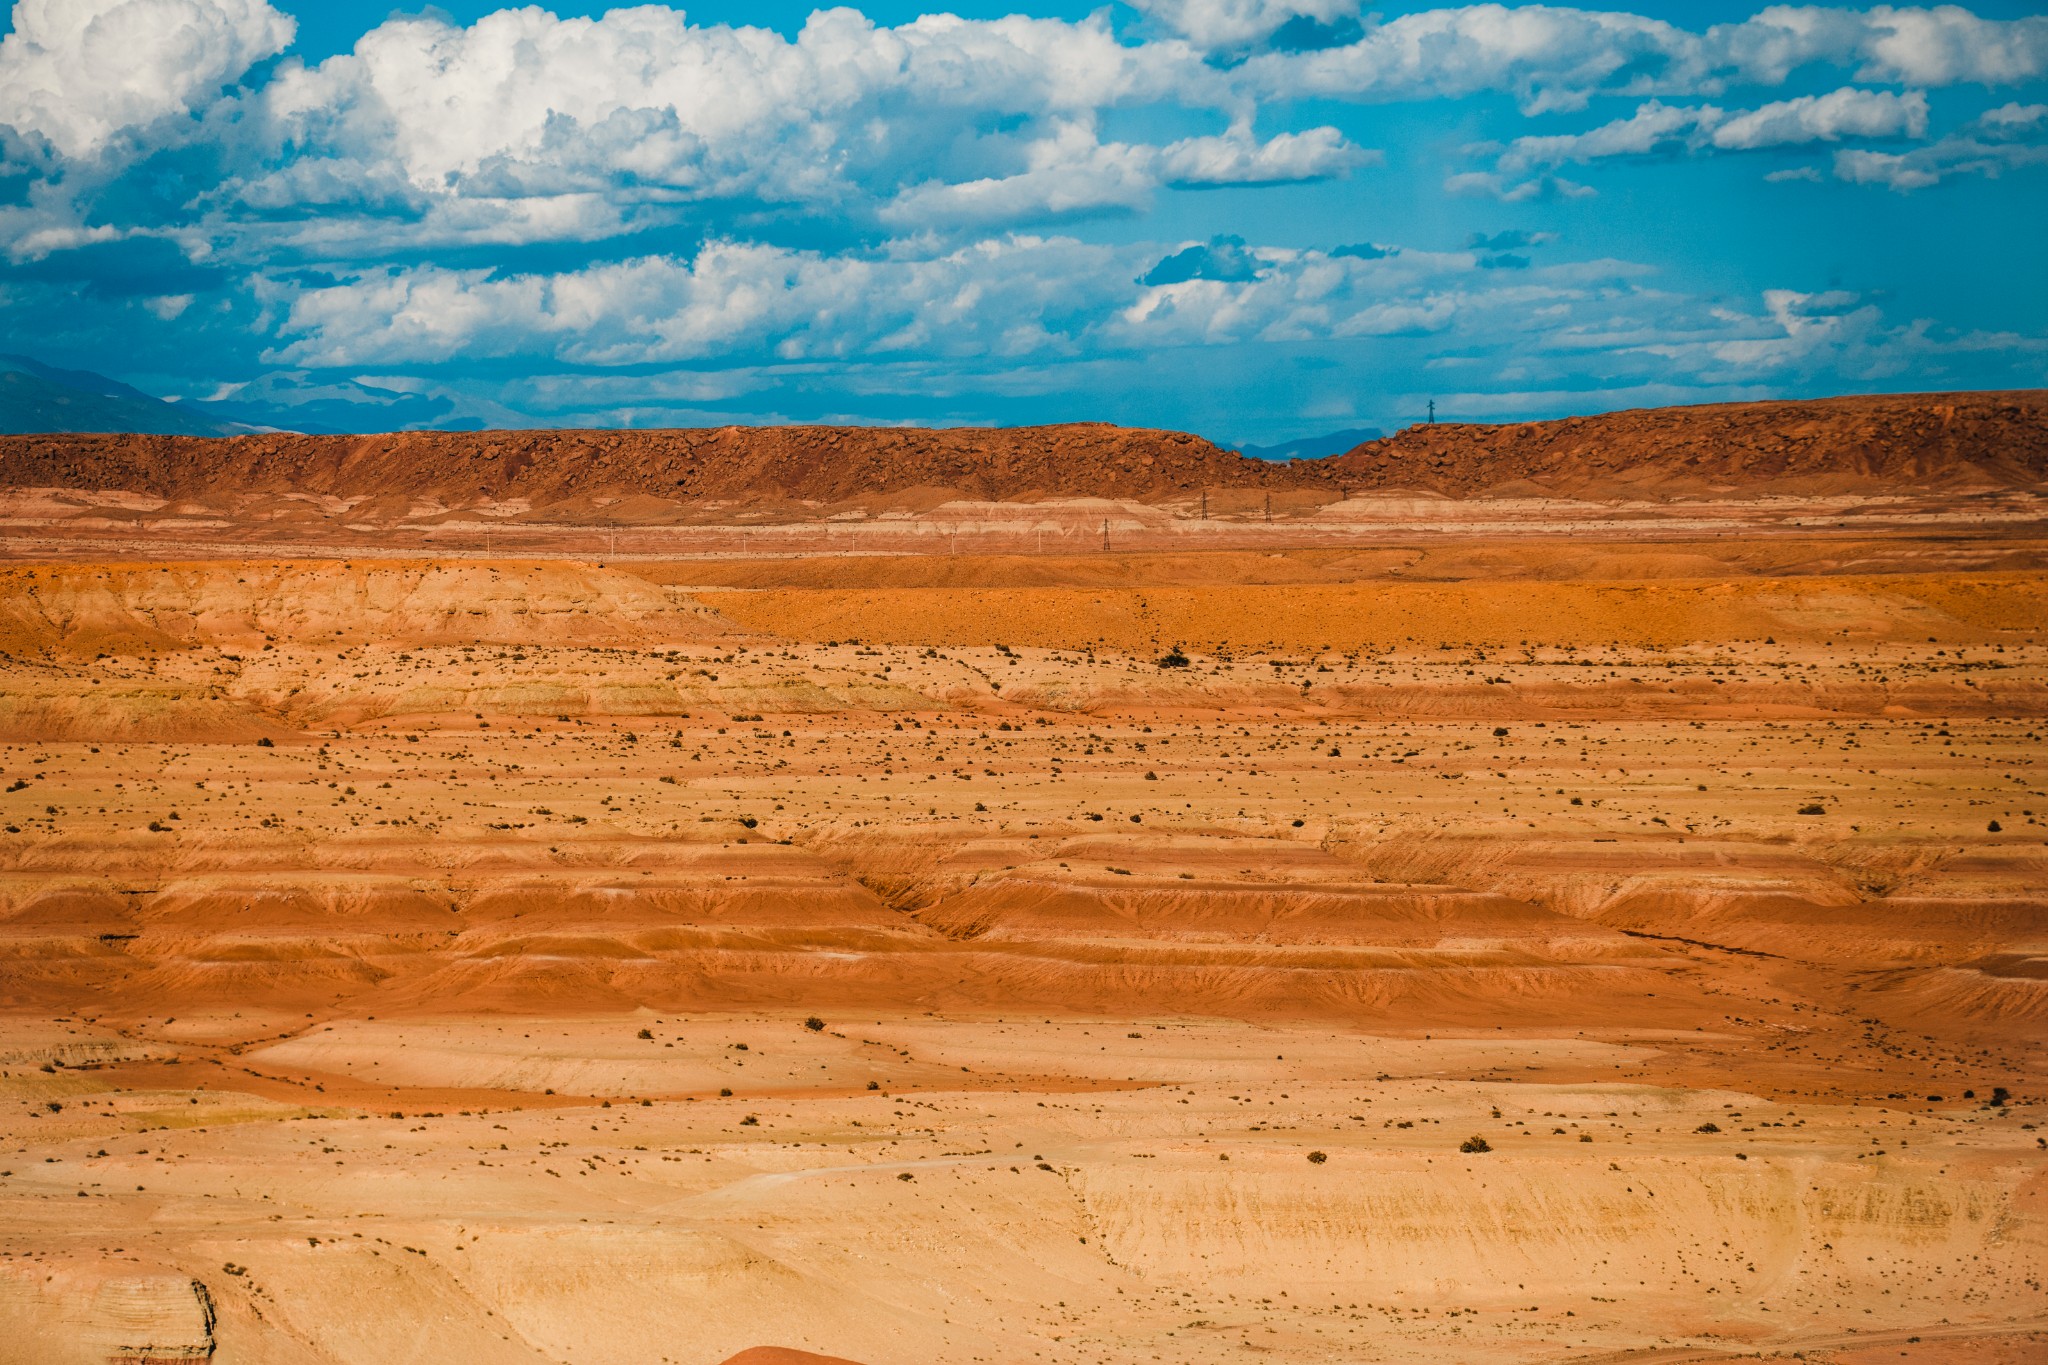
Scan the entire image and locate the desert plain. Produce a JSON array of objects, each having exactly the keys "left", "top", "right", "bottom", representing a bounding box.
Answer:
[{"left": 0, "top": 397, "right": 2043, "bottom": 1365}]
